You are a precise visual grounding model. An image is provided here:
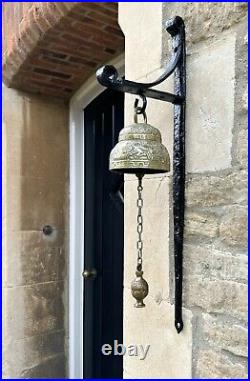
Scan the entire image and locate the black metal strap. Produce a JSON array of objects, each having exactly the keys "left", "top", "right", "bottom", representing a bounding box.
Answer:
[{"left": 96, "top": 16, "right": 185, "bottom": 105}]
